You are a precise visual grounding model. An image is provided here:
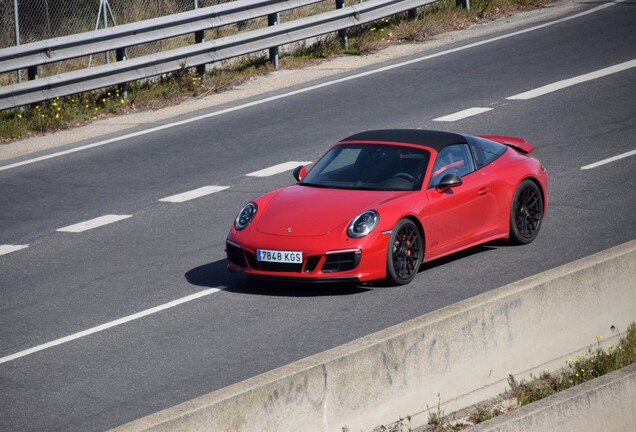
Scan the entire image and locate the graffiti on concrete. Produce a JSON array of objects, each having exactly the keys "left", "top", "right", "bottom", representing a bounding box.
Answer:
[
  {"left": 263, "top": 365, "right": 328, "bottom": 414},
  {"left": 462, "top": 298, "right": 523, "bottom": 351},
  {"left": 380, "top": 297, "right": 523, "bottom": 389}
]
